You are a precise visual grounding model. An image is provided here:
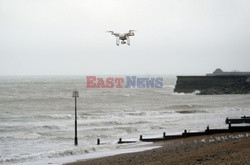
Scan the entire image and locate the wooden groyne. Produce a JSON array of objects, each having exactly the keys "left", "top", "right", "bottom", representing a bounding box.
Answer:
[
  {"left": 118, "top": 138, "right": 137, "bottom": 144},
  {"left": 96, "top": 116, "right": 250, "bottom": 145},
  {"left": 140, "top": 126, "right": 250, "bottom": 142},
  {"left": 226, "top": 116, "right": 250, "bottom": 124}
]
